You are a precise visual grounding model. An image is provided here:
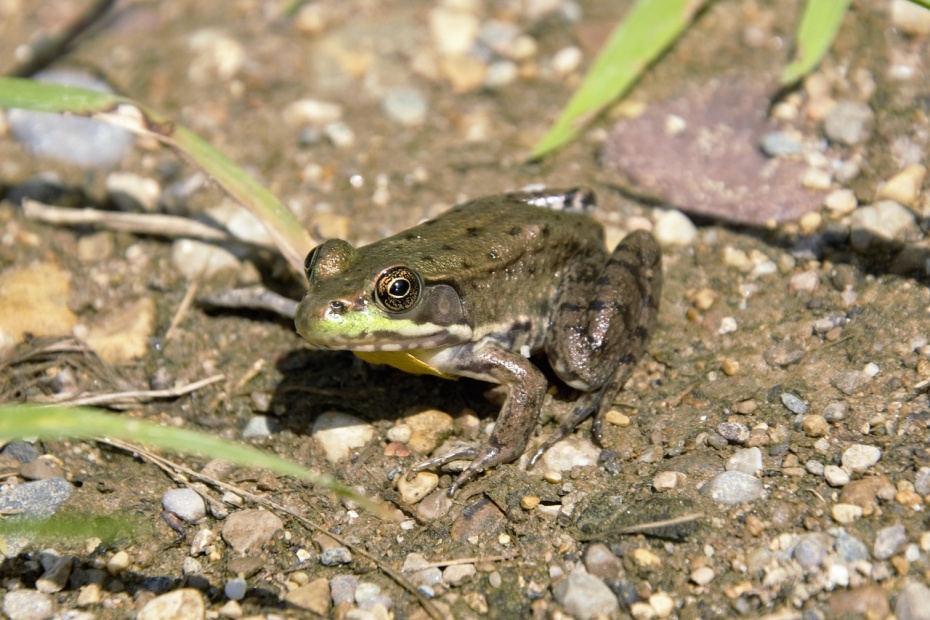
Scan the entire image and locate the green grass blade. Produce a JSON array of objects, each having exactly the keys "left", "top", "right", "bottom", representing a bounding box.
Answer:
[
  {"left": 0, "top": 513, "right": 143, "bottom": 542},
  {"left": 910, "top": 0, "right": 930, "bottom": 9},
  {"left": 781, "top": 0, "right": 851, "bottom": 86},
  {"left": 0, "top": 404, "right": 386, "bottom": 516},
  {"left": 530, "top": 0, "right": 706, "bottom": 160},
  {"left": 0, "top": 77, "right": 314, "bottom": 280}
]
